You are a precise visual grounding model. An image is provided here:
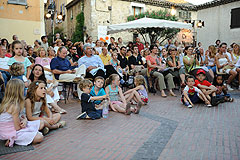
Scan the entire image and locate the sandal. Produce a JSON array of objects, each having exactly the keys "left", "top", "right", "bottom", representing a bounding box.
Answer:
[
  {"left": 59, "top": 109, "right": 67, "bottom": 114},
  {"left": 125, "top": 103, "right": 131, "bottom": 115},
  {"left": 226, "top": 97, "right": 234, "bottom": 102},
  {"left": 161, "top": 94, "right": 167, "bottom": 98},
  {"left": 58, "top": 121, "right": 66, "bottom": 128},
  {"left": 5, "top": 139, "right": 10, "bottom": 147},
  {"left": 42, "top": 127, "right": 49, "bottom": 135},
  {"left": 135, "top": 102, "right": 142, "bottom": 114},
  {"left": 170, "top": 91, "right": 177, "bottom": 97}
]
